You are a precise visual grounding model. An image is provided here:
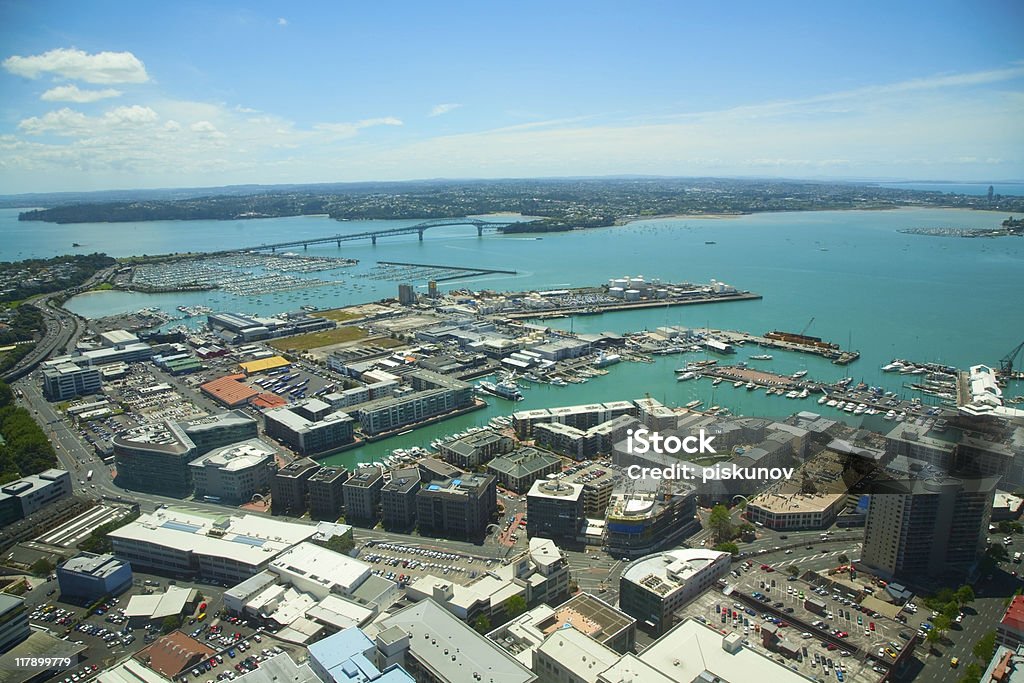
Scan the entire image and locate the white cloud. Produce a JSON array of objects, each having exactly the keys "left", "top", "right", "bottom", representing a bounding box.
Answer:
[
  {"left": 18, "top": 108, "right": 91, "bottom": 136},
  {"left": 104, "top": 105, "right": 158, "bottom": 125},
  {"left": 190, "top": 120, "right": 226, "bottom": 139},
  {"left": 40, "top": 84, "right": 122, "bottom": 103},
  {"left": 277, "top": 17, "right": 288, "bottom": 26},
  {"left": 163, "top": 120, "right": 181, "bottom": 132},
  {"left": 314, "top": 116, "right": 403, "bottom": 138},
  {"left": 429, "top": 103, "right": 462, "bottom": 117},
  {"left": 3, "top": 47, "right": 149, "bottom": 84}
]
